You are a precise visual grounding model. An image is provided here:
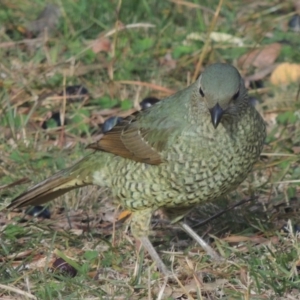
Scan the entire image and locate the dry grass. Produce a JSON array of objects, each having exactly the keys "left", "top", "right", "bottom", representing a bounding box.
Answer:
[{"left": 1, "top": 0, "right": 300, "bottom": 299}]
